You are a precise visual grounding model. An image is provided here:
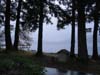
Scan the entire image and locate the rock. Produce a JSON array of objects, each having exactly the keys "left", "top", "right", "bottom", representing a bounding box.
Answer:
[
  {"left": 57, "top": 49, "right": 69, "bottom": 55},
  {"left": 57, "top": 49, "right": 69, "bottom": 62}
]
